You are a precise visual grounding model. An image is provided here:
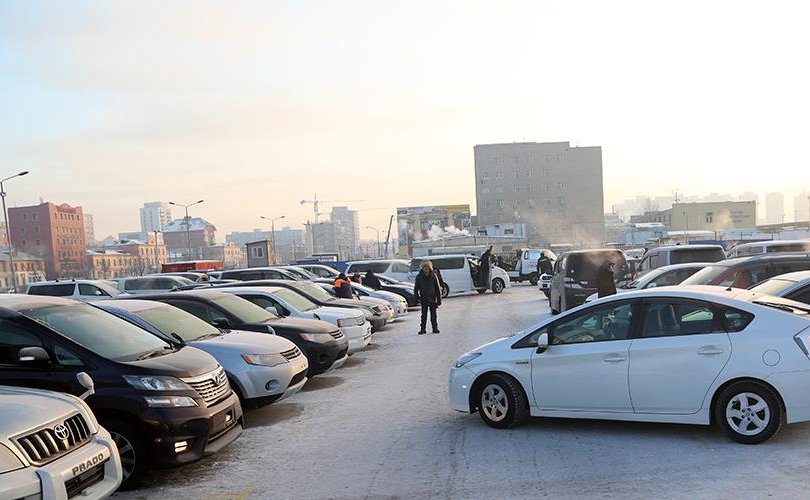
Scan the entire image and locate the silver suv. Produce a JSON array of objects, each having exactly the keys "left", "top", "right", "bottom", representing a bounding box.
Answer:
[
  {"left": 0, "top": 374, "right": 122, "bottom": 499},
  {"left": 26, "top": 280, "right": 122, "bottom": 302}
]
